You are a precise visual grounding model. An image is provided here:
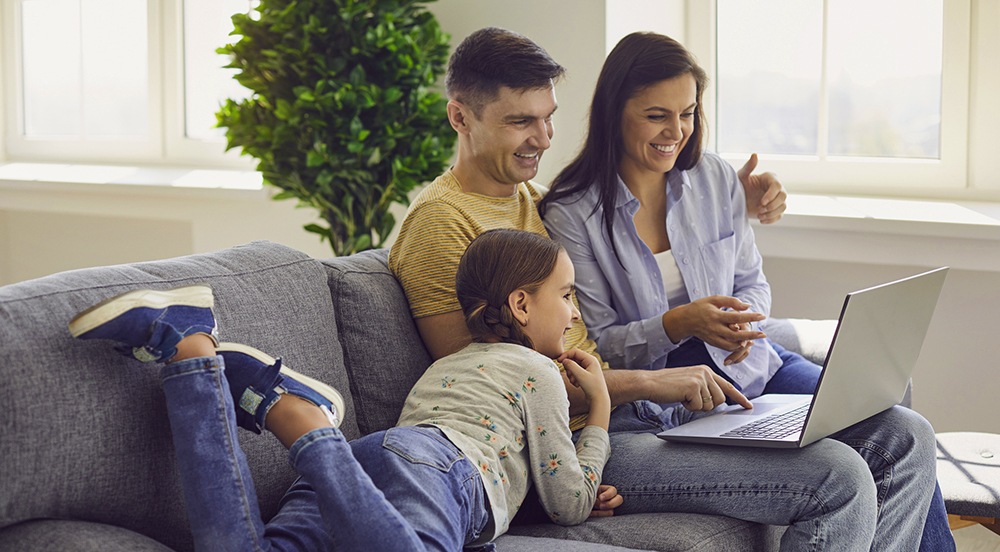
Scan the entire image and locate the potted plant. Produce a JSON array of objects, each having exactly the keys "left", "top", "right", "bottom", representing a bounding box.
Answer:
[{"left": 217, "top": 0, "right": 455, "bottom": 256}]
